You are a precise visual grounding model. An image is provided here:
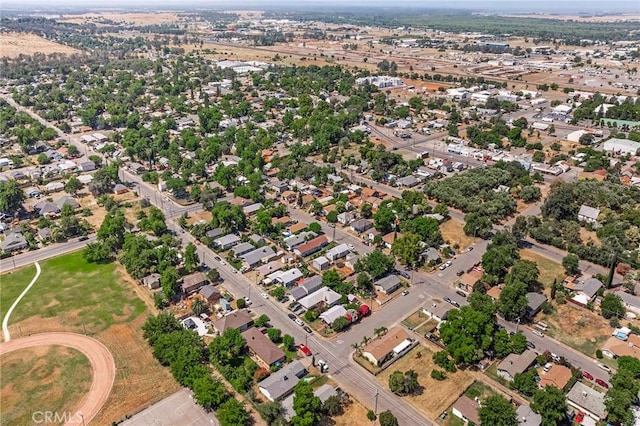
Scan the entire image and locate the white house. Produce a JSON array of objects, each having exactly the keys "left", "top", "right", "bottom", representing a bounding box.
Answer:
[{"left": 325, "top": 243, "right": 349, "bottom": 262}]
